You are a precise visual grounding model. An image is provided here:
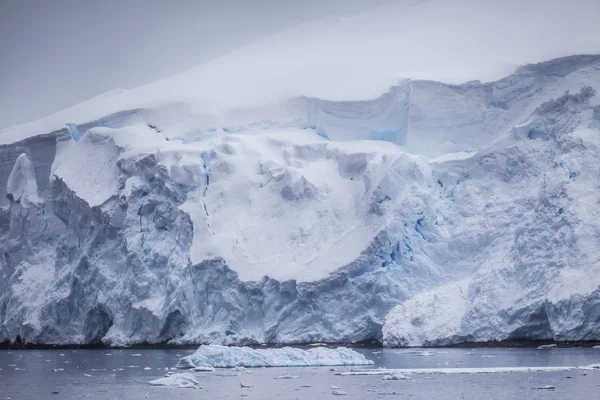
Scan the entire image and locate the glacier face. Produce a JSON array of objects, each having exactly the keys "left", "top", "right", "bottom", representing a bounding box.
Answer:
[{"left": 0, "top": 55, "right": 599, "bottom": 347}]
